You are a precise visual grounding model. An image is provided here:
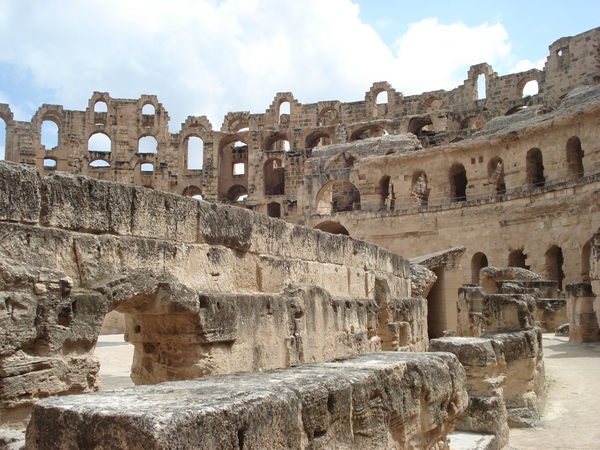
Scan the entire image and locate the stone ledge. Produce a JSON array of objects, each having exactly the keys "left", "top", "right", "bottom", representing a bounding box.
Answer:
[{"left": 26, "top": 352, "right": 467, "bottom": 450}]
